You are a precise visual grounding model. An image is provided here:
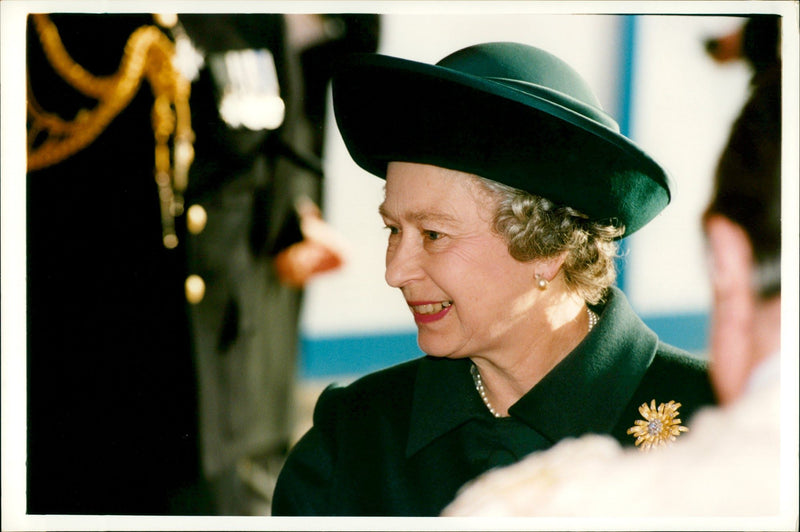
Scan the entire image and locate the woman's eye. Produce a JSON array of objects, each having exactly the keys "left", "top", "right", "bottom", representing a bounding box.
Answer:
[
  {"left": 384, "top": 225, "right": 399, "bottom": 235},
  {"left": 424, "top": 230, "right": 442, "bottom": 241}
]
